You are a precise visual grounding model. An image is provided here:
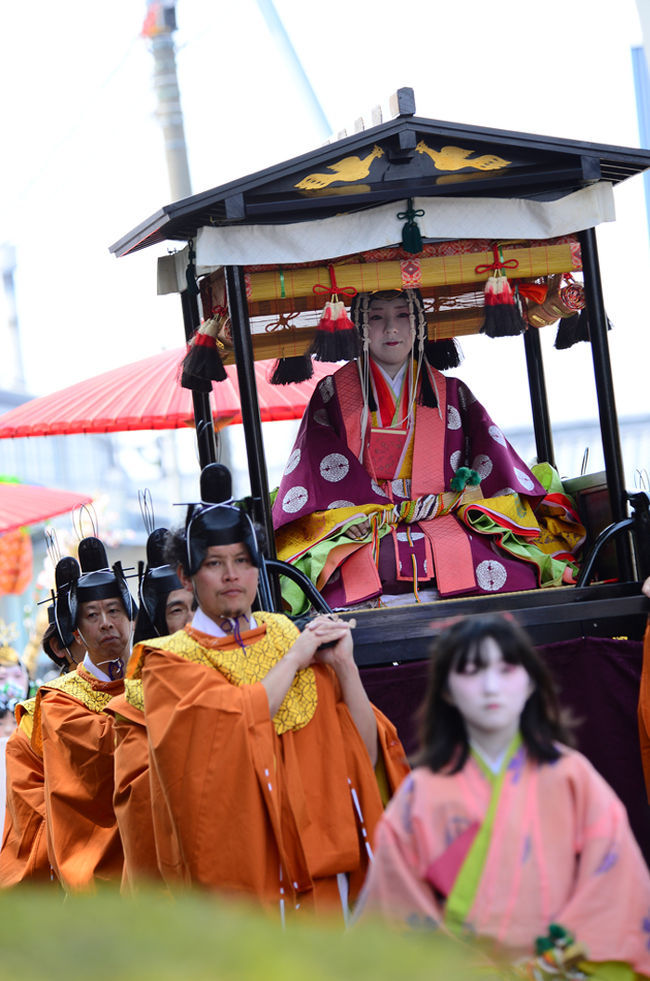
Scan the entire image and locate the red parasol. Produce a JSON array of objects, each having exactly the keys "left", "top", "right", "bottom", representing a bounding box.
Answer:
[
  {"left": 0, "top": 350, "right": 336, "bottom": 438},
  {"left": 0, "top": 482, "right": 93, "bottom": 535}
]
